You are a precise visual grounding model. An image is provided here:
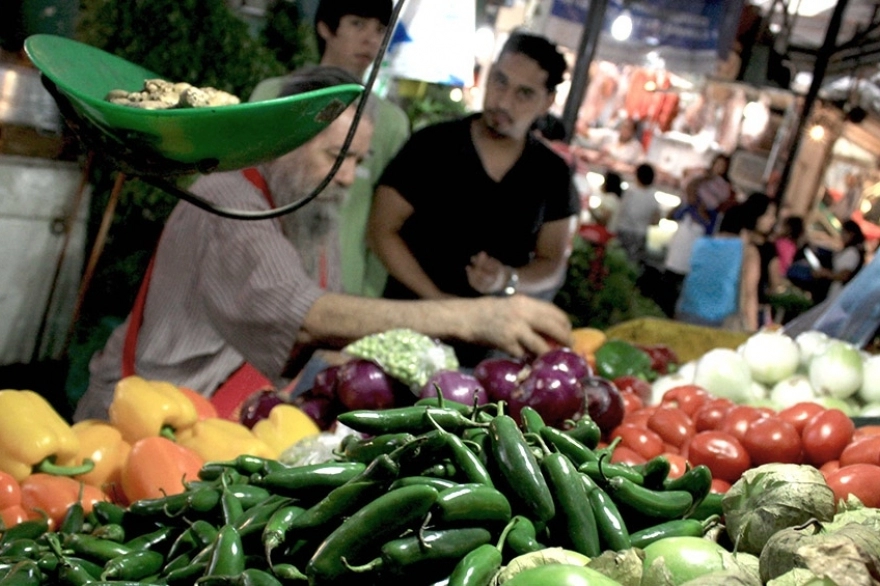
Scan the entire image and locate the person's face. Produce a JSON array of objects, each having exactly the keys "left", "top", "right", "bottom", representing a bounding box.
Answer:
[
  {"left": 619, "top": 120, "right": 635, "bottom": 142},
  {"left": 482, "top": 51, "right": 555, "bottom": 139},
  {"left": 264, "top": 105, "right": 373, "bottom": 208},
  {"left": 711, "top": 156, "right": 729, "bottom": 176},
  {"left": 756, "top": 203, "right": 777, "bottom": 235},
  {"left": 318, "top": 14, "right": 387, "bottom": 77}
]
